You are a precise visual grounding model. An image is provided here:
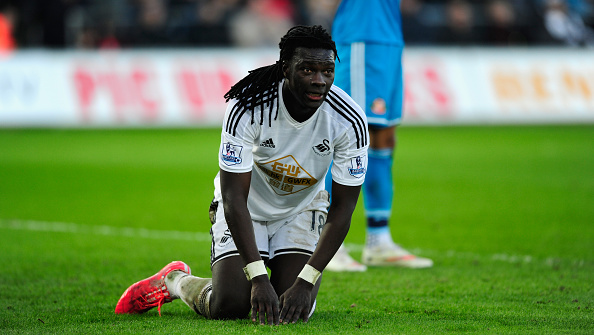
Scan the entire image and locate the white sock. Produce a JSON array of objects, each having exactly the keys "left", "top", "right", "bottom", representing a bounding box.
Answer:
[
  {"left": 164, "top": 270, "right": 187, "bottom": 299},
  {"left": 366, "top": 228, "right": 393, "bottom": 248},
  {"left": 165, "top": 270, "right": 212, "bottom": 317}
]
